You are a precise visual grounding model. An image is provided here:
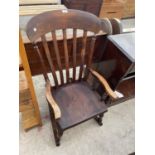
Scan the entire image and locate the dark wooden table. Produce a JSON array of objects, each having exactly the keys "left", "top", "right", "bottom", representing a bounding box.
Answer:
[{"left": 93, "top": 32, "right": 135, "bottom": 106}]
